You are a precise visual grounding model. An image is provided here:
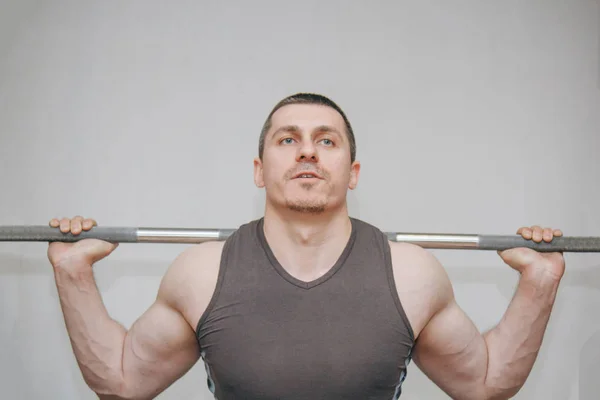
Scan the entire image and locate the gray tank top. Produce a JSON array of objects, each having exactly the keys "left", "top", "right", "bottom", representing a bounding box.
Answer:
[{"left": 196, "top": 217, "right": 414, "bottom": 399}]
